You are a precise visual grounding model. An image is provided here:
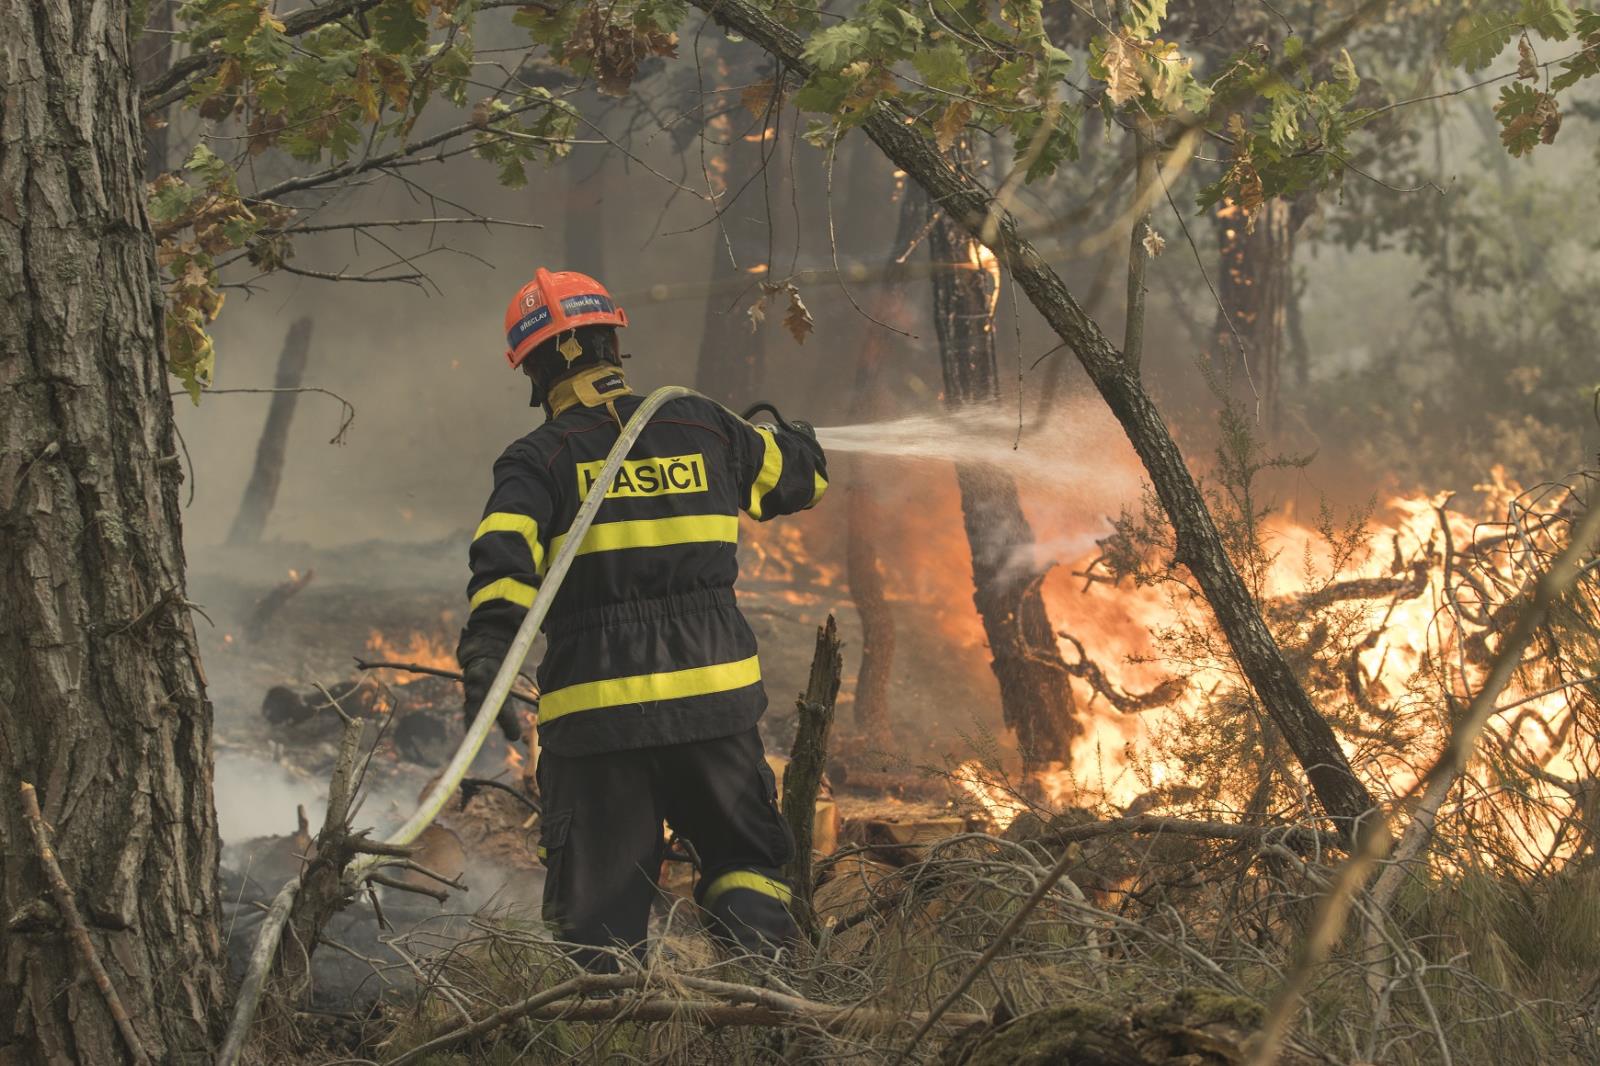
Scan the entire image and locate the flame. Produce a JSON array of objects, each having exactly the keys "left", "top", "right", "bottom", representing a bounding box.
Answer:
[
  {"left": 365, "top": 628, "right": 456, "bottom": 671},
  {"left": 1025, "top": 472, "right": 1587, "bottom": 863},
  {"left": 966, "top": 240, "right": 1002, "bottom": 317},
  {"left": 953, "top": 761, "right": 1028, "bottom": 829}
]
